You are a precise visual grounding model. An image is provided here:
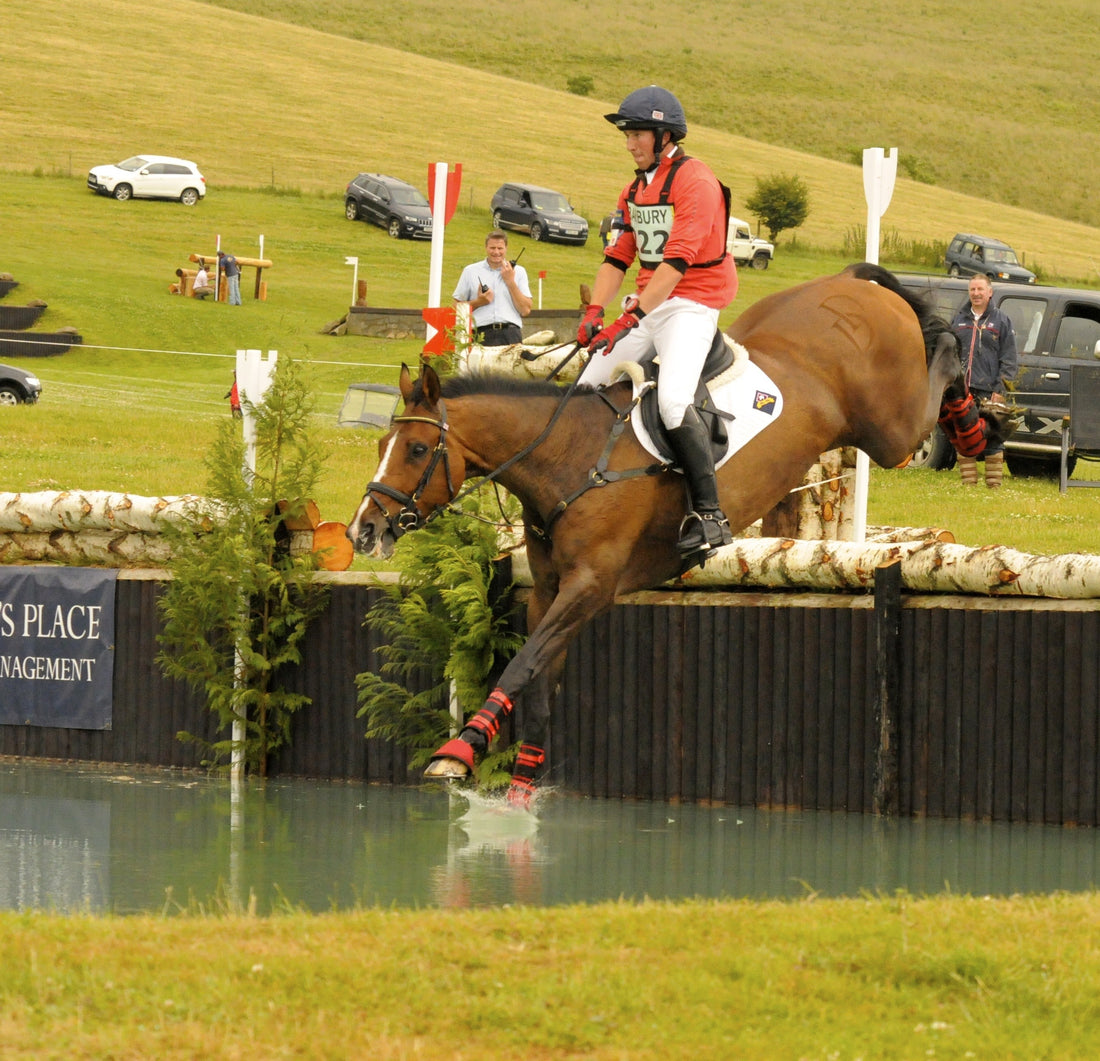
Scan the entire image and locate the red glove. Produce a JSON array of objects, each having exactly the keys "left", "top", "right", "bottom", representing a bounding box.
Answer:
[
  {"left": 577, "top": 304, "right": 604, "bottom": 345},
  {"left": 587, "top": 303, "right": 644, "bottom": 356}
]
